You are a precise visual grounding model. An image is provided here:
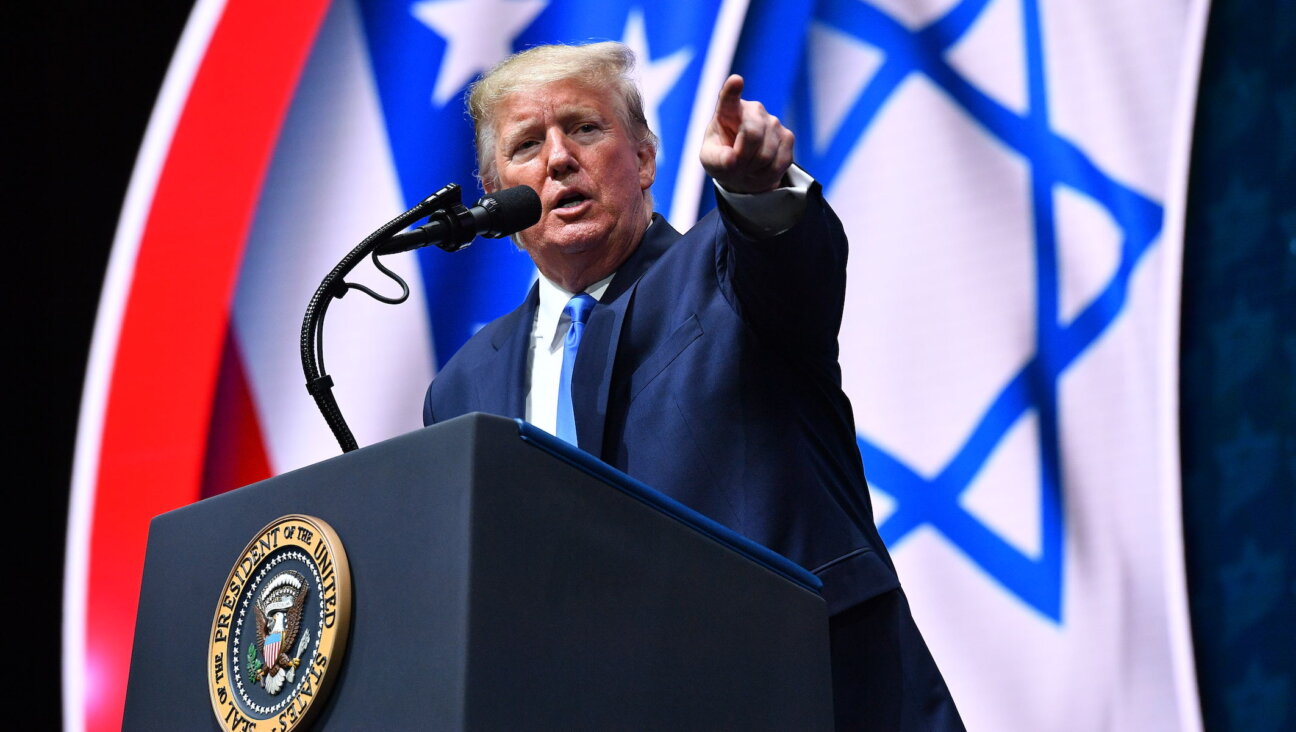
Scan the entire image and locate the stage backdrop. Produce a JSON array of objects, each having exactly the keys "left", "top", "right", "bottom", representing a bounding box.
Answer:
[{"left": 64, "top": 0, "right": 1210, "bottom": 729}]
